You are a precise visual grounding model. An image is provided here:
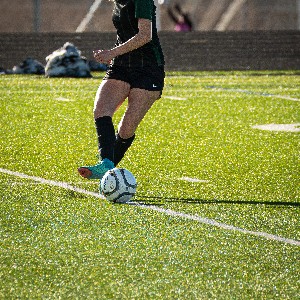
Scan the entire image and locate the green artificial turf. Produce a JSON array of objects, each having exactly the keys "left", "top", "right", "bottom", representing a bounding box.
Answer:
[{"left": 0, "top": 71, "right": 299, "bottom": 299}]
